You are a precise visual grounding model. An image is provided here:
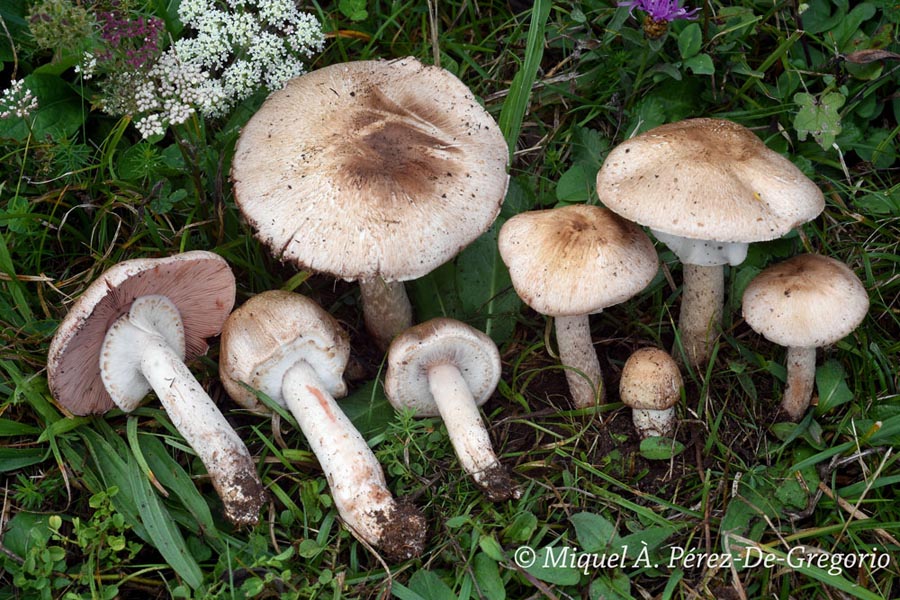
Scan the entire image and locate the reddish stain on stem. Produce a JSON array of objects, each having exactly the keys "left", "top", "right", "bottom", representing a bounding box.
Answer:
[{"left": 307, "top": 385, "right": 336, "bottom": 422}]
